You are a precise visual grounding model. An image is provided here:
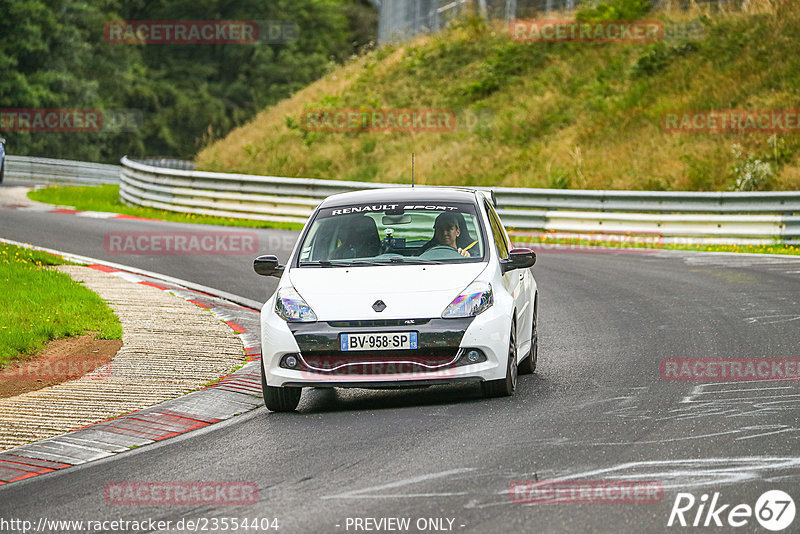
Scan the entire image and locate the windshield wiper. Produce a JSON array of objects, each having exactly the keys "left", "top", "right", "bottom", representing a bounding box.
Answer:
[
  {"left": 352, "top": 258, "right": 447, "bottom": 265},
  {"left": 390, "top": 258, "right": 447, "bottom": 264},
  {"left": 298, "top": 260, "right": 353, "bottom": 267},
  {"left": 300, "top": 258, "right": 449, "bottom": 267},
  {"left": 346, "top": 259, "right": 389, "bottom": 266}
]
